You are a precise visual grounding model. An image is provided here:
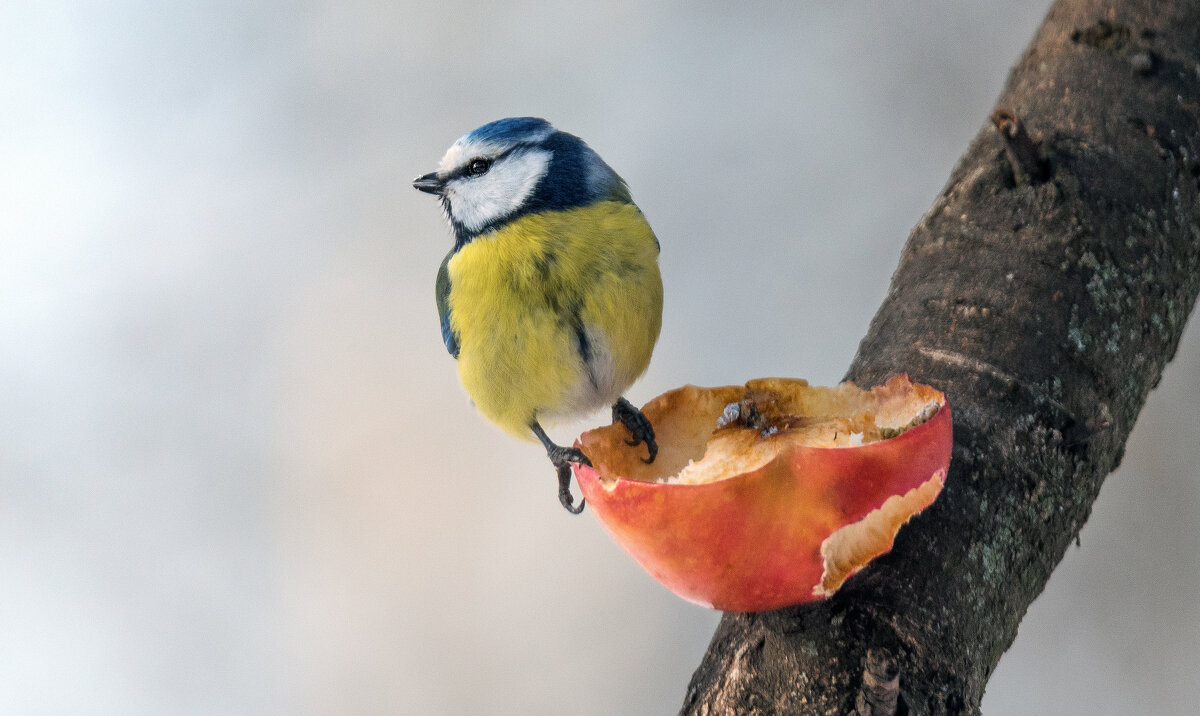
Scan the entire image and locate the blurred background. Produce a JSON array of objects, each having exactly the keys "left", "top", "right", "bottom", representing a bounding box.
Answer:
[{"left": 3, "top": 2, "right": 1198, "bottom": 714}]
